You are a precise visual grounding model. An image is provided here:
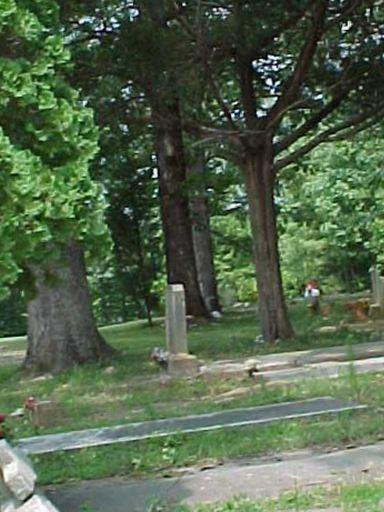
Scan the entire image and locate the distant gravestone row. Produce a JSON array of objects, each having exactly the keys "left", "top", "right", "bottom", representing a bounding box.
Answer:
[
  {"left": 0, "top": 440, "right": 59, "bottom": 512},
  {"left": 370, "top": 267, "right": 384, "bottom": 318}
]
